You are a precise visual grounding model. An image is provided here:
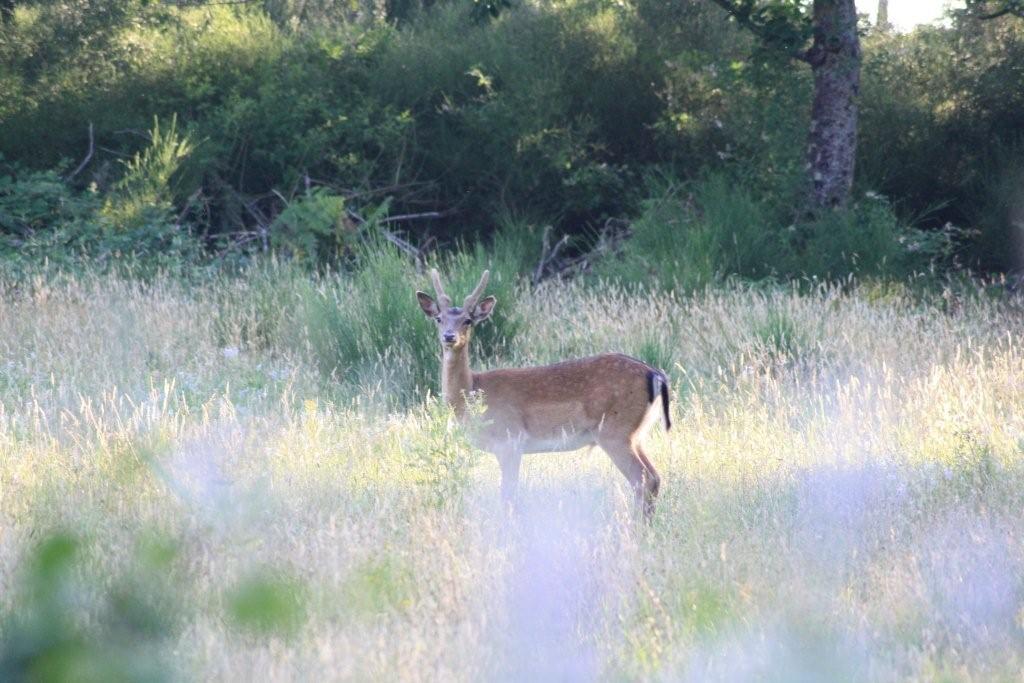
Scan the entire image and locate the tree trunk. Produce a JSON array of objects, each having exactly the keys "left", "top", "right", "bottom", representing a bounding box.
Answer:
[
  {"left": 876, "top": 0, "right": 889, "bottom": 29},
  {"left": 804, "top": 0, "right": 861, "bottom": 210},
  {"left": 1, "top": 0, "right": 15, "bottom": 24}
]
